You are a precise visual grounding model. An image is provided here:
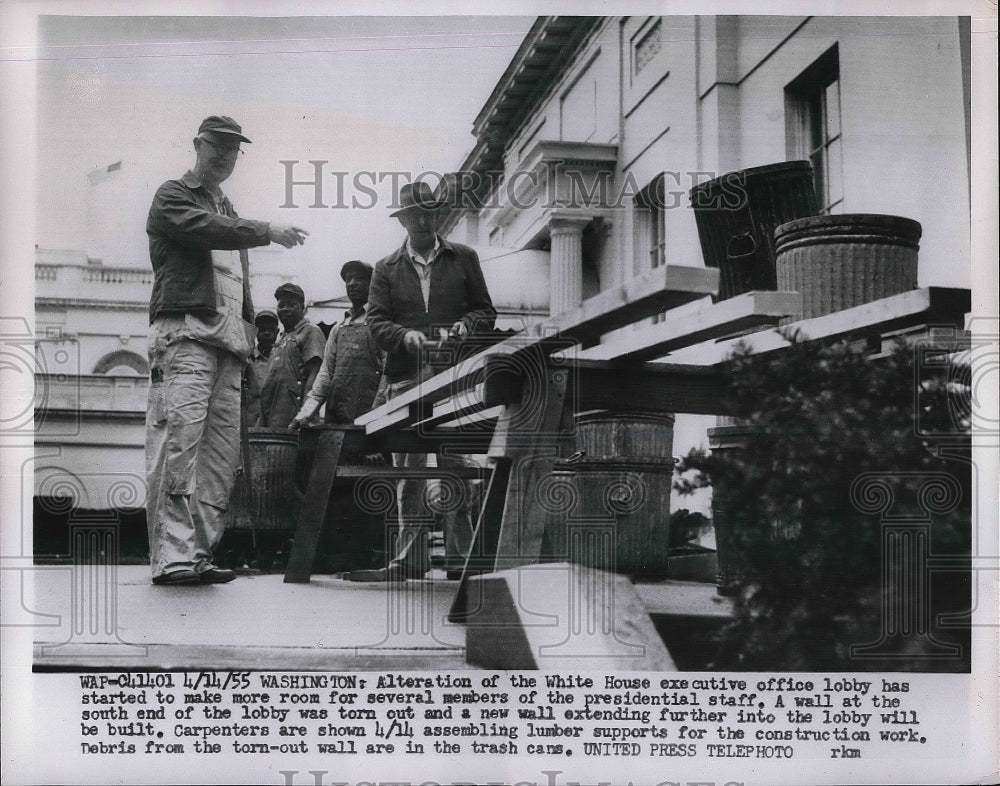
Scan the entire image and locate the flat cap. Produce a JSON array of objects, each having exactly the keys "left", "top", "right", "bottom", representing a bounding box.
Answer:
[
  {"left": 197, "top": 115, "right": 252, "bottom": 143},
  {"left": 274, "top": 283, "right": 305, "bottom": 303},
  {"left": 340, "top": 260, "right": 374, "bottom": 281}
]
